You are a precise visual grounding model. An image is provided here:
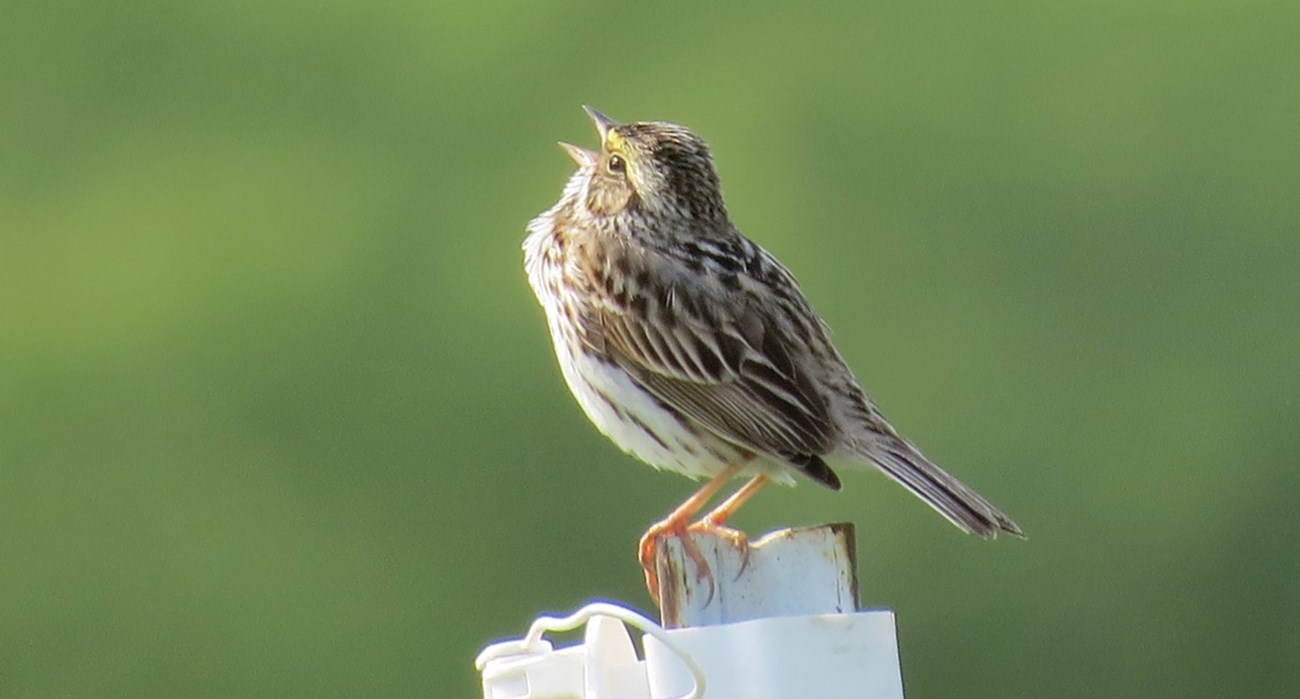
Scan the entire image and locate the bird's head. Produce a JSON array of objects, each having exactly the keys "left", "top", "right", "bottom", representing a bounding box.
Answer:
[{"left": 559, "top": 106, "right": 728, "bottom": 228}]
